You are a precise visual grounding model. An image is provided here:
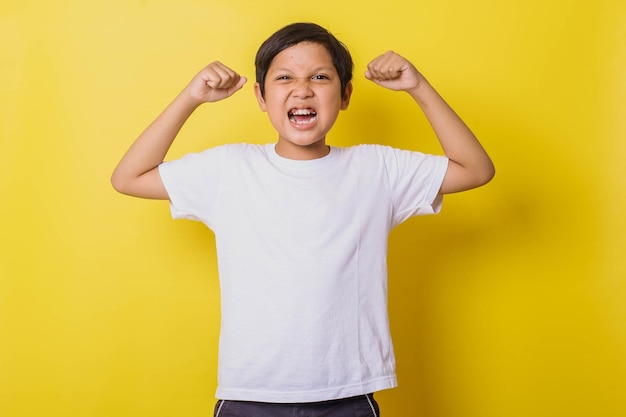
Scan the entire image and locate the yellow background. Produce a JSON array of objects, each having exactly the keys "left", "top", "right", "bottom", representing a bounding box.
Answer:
[{"left": 1, "top": 0, "right": 625, "bottom": 416}]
